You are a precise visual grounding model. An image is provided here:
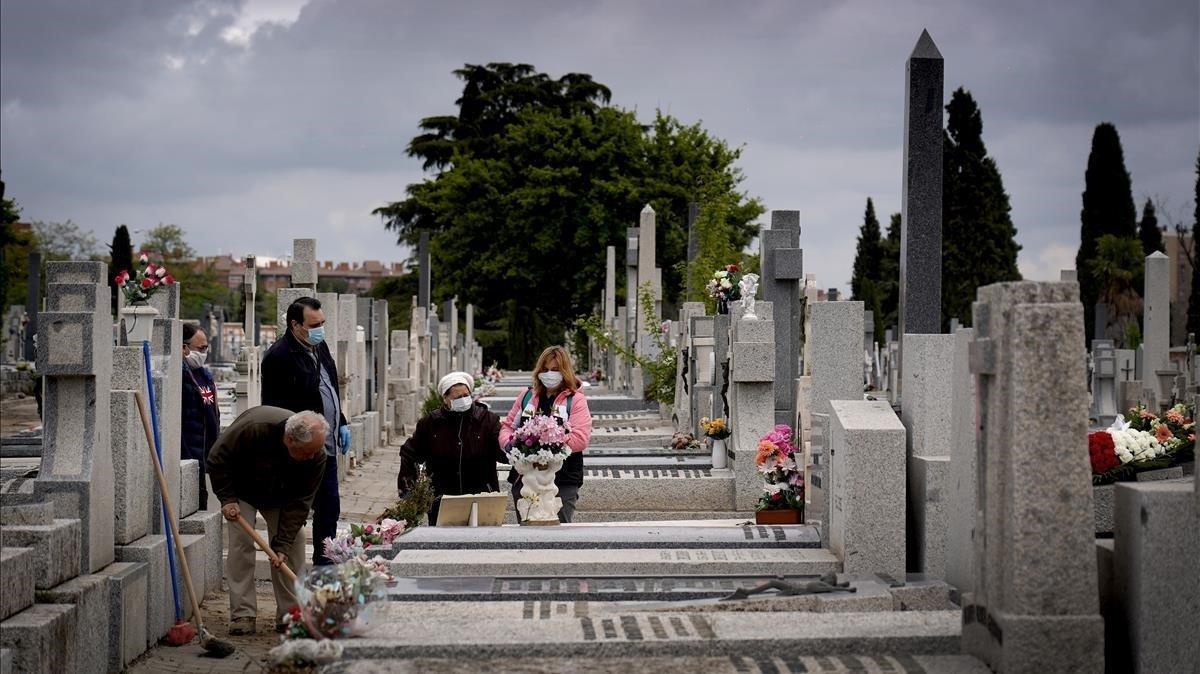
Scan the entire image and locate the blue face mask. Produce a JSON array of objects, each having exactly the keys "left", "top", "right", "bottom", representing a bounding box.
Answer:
[{"left": 304, "top": 326, "right": 325, "bottom": 346}]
